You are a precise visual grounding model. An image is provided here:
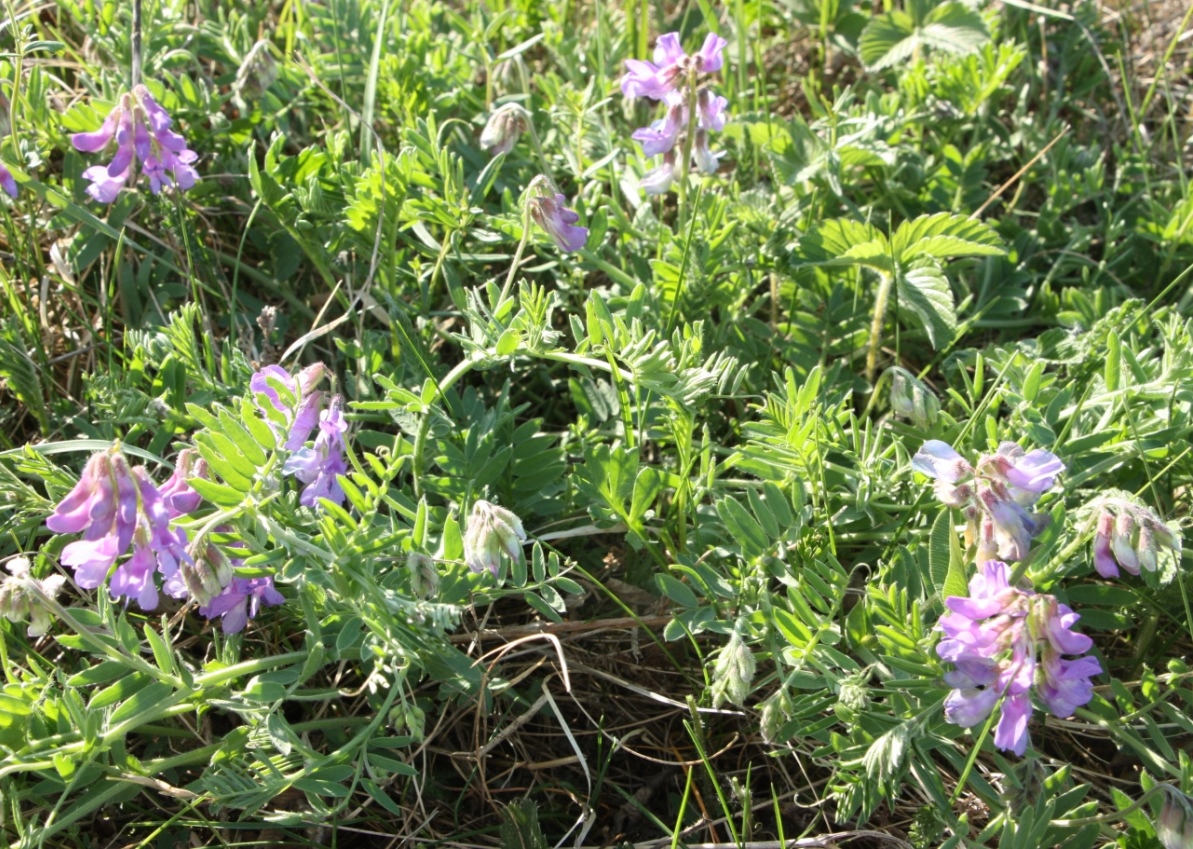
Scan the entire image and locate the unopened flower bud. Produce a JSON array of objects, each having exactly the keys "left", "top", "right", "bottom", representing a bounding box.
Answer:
[
  {"left": 1112, "top": 513, "right": 1139, "bottom": 574},
  {"left": 1092, "top": 511, "right": 1117, "bottom": 578},
  {"left": 407, "top": 551, "right": 439, "bottom": 599},
  {"left": 0, "top": 557, "right": 66, "bottom": 637},
  {"left": 234, "top": 40, "right": 279, "bottom": 100},
  {"left": 463, "top": 500, "right": 527, "bottom": 577},
  {"left": 710, "top": 622, "right": 755, "bottom": 707},
  {"left": 759, "top": 688, "right": 793, "bottom": 744},
  {"left": 886, "top": 367, "right": 939, "bottom": 429},
  {"left": 1158, "top": 787, "right": 1193, "bottom": 849},
  {"left": 479, "top": 103, "right": 529, "bottom": 156},
  {"left": 182, "top": 538, "right": 233, "bottom": 607}
]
